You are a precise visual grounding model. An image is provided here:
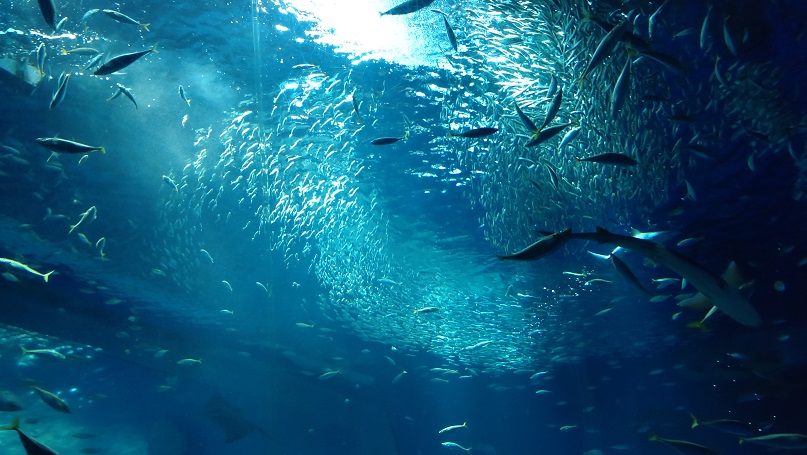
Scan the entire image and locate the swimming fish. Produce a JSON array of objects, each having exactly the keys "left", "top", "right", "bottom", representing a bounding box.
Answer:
[
  {"left": 81, "top": 9, "right": 101, "bottom": 29},
  {"left": 448, "top": 127, "right": 498, "bottom": 138},
  {"left": 514, "top": 101, "right": 539, "bottom": 137},
  {"left": 690, "top": 414, "right": 756, "bottom": 436},
  {"left": 610, "top": 57, "right": 631, "bottom": 118},
  {"left": 499, "top": 229, "right": 572, "bottom": 261},
  {"left": 441, "top": 441, "right": 471, "bottom": 452},
  {"left": 69, "top": 206, "right": 97, "bottom": 234},
  {"left": 36, "top": 43, "right": 47, "bottom": 76},
  {"left": 177, "top": 358, "right": 202, "bottom": 365},
  {"left": 163, "top": 175, "right": 179, "bottom": 191},
  {"left": 540, "top": 86, "right": 563, "bottom": 130},
  {"left": 20, "top": 346, "right": 66, "bottom": 360},
  {"left": 60, "top": 47, "right": 101, "bottom": 56},
  {"left": 102, "top": 9, "right": 150, "bottom": 31},
  {"left": 93, "top": 45, "right": 157, "bottom": 76},
  {"left": 1, "top": 418, "right": 61, "bottom": 455},
  {"left": 569, "top": 227, "right": 762, "bottom": 327},
  {"left": 36, "top": 138, "right": 105, "bottom": 155},
  {"left": 413, "top": 306, "right": 439, "bottom": 314},
  {"left": 740, "top": 433, "right": 807, "bottom": 449},
  {"left": 381, "top": 0, "right": 436, "bottom": 16},
  {"left": 611, "top": 254, "right": 653, "bottom": 295},
  {"left": 36, "top": 0, "right": 57, "bottom": 30},
  {"left": 576, "top": 153, "right": 637, "bottom": 166},
  {"left": 579, "top": 19, "right": 631, "bottom": 81},
  {"left": 106, "top": 83, "right": 138, "bottom": 109},
  {"left": 178, "top": 85, "right": 191, "bottom": 106},
  {"left": 433, "top": 11, "right": 458, "bottom": 51},
  {"left": 525, "top": 122, "right": 574, "bottom": 147},
  {"left": 371, "top": 137, "right": 405, "bottom": 145},
  {"left": 318, "top": 370, "right": 341, "bottom": 380},
  {"left": 649, "top": 434, "right": 718, "bottom": 455},
  {"left": 31, "top": 386, "right": 70, "bottom": 413},
  {"left": 0, "top": 258, "right": 54, "bottom": 282},
  {"left": 49, "top": 73, "right": 70, "bottom": 110},
  {"left": 439, "top": 422, "right": 467, "bottom": 434}
]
